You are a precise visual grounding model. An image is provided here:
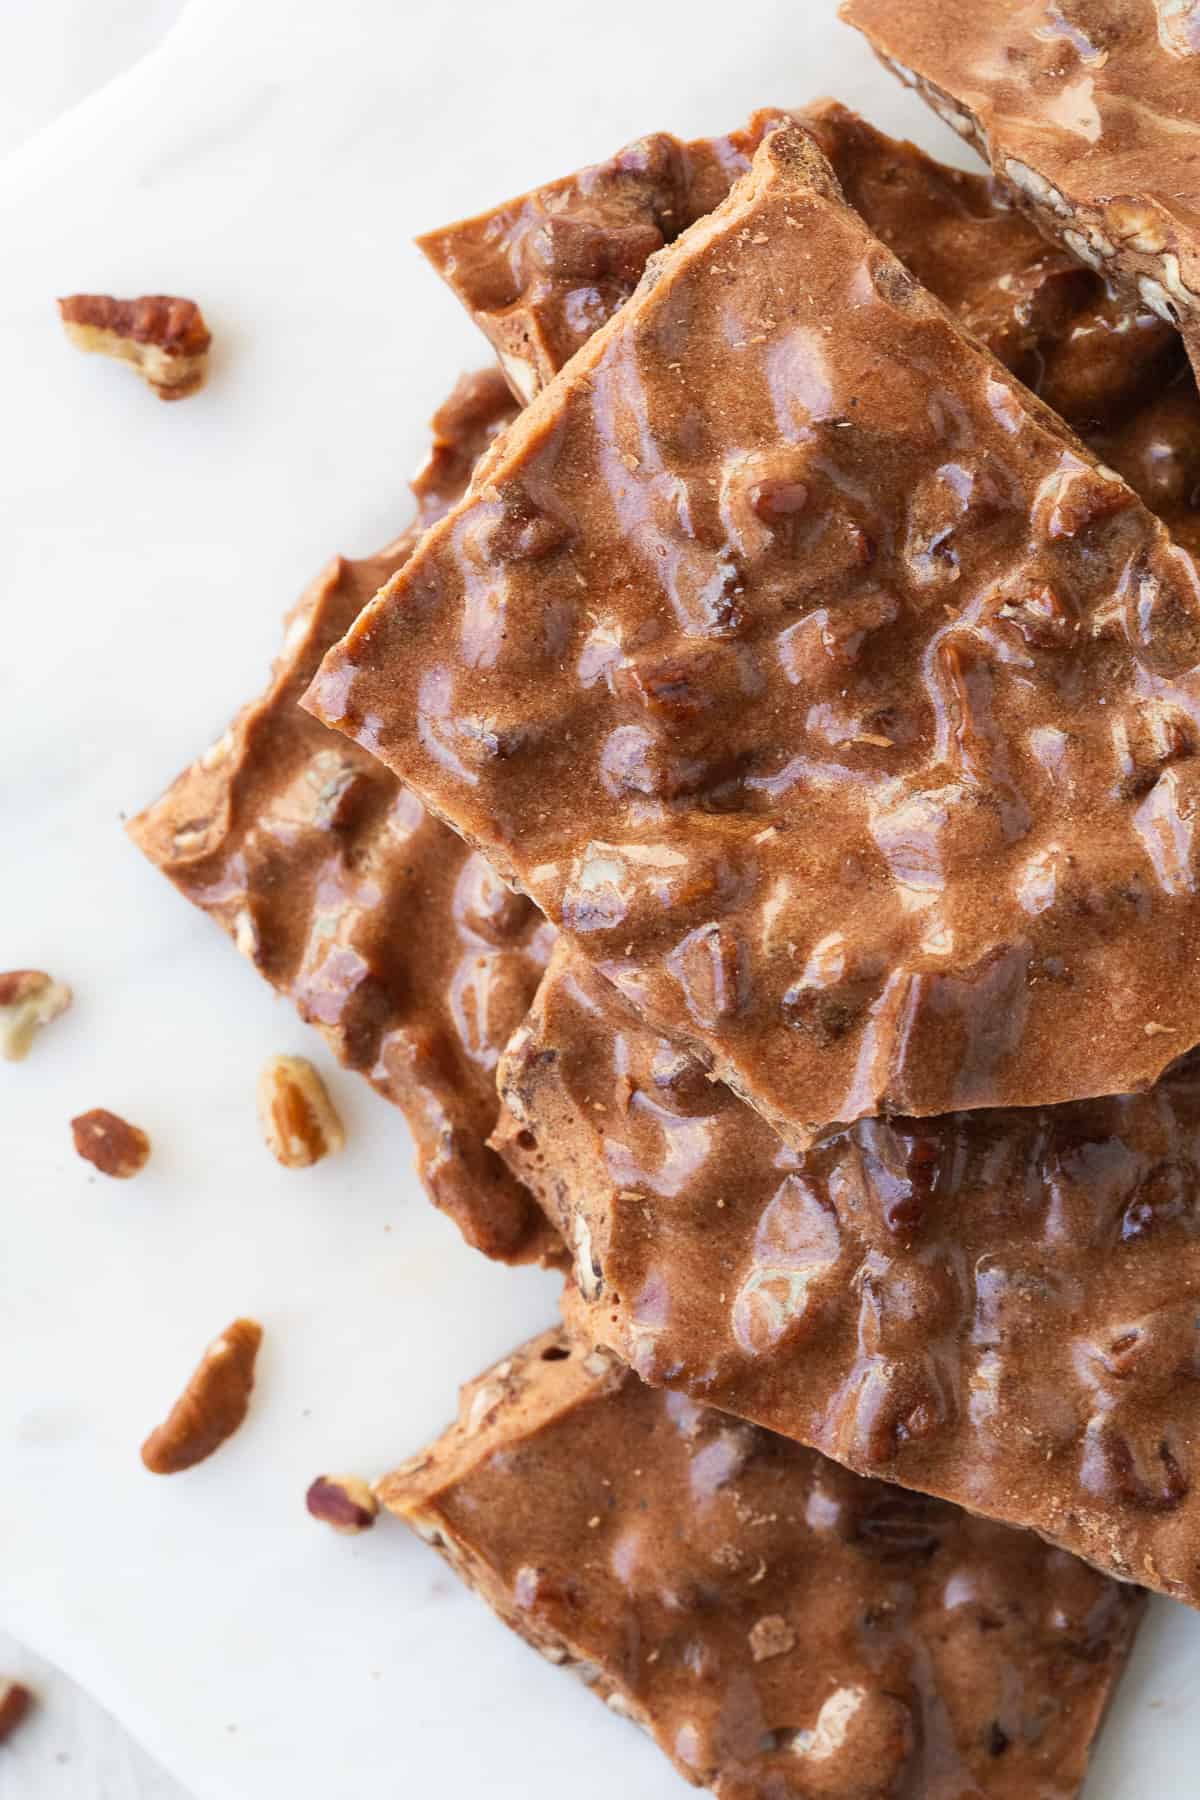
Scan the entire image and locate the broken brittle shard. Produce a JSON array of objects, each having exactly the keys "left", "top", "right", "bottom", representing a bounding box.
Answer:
[
  {"left": 129, "top": 371, "right": 559, "bottom": 1264},
  {"left": 417, "top": 108, "right": 800, "bottom": 403},
  {"left": 381, "top": 1327, "right": 1143, "bottom": 1798},
  {"left": 841, "top": 0, "right": 1200, "bottom": 377},
  {"left": 497, "top": 939, "right": 1200, "bottom": 1606},
  {"left": 307, "top": 126, "right": 1200, "bottom": 1146}
]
